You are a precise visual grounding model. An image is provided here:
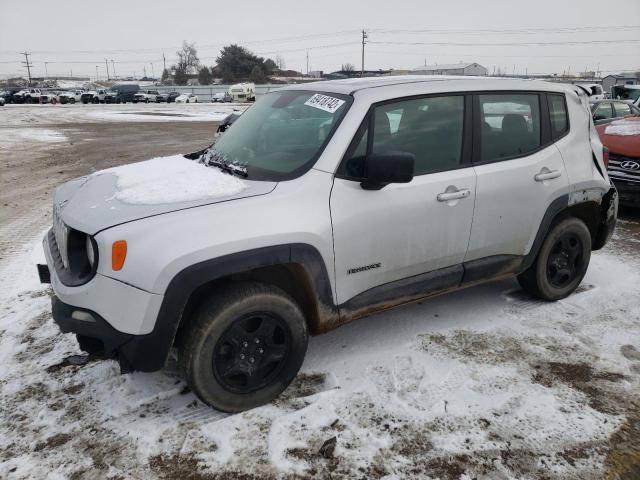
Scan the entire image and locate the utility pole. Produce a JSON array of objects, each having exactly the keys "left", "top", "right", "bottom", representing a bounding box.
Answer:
[
  {"left": 306, "top": 51, "right": 309, "bottom": 76},
  {"left": 150, "top": 63, "right": 155, "bottom": 79},
  {"left": 95, "top": 65, "right": 99, "bottom": 81},
  {"left": 143, "top": 66, "right": 147, "bottom": 78},
  {"left": 105, "top": 58, "right": 110, "bottom": 80},
  {"left": 21, "top": 51, "right": 33, "bottom": 85},
  {"left": 361, "top": 29, "right": 368, "bottom": 77},
  {"left": 111, "top": 59, "right": 116, "bottom": 79},
  {"left": 163, "top": 52, "right": 166, "bottom": 72},
  {"left": 44, "top": 62, "right": 49, "bottom": 79}
]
